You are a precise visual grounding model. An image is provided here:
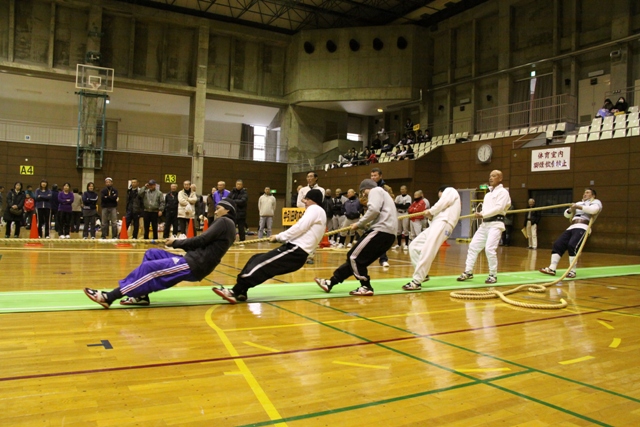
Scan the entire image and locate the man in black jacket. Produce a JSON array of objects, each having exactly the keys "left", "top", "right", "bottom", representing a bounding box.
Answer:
[
  {"left": 163, "top": 183, "right": 179, "bottom": 238},
  {"left": 84, "top": 199, "right": 237, "bottom": 308},
  {"left": 126, "top": 178, "right": 142, "bottom": 239},
  {"left": 100, "top": 177, "right": 119, "bottom": 239},
  {"left": 228, "top": 179, "right": 248, "bottom": 243},
  {"left": 524, "top": 198, "right": 541, "bottom": 249}
]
